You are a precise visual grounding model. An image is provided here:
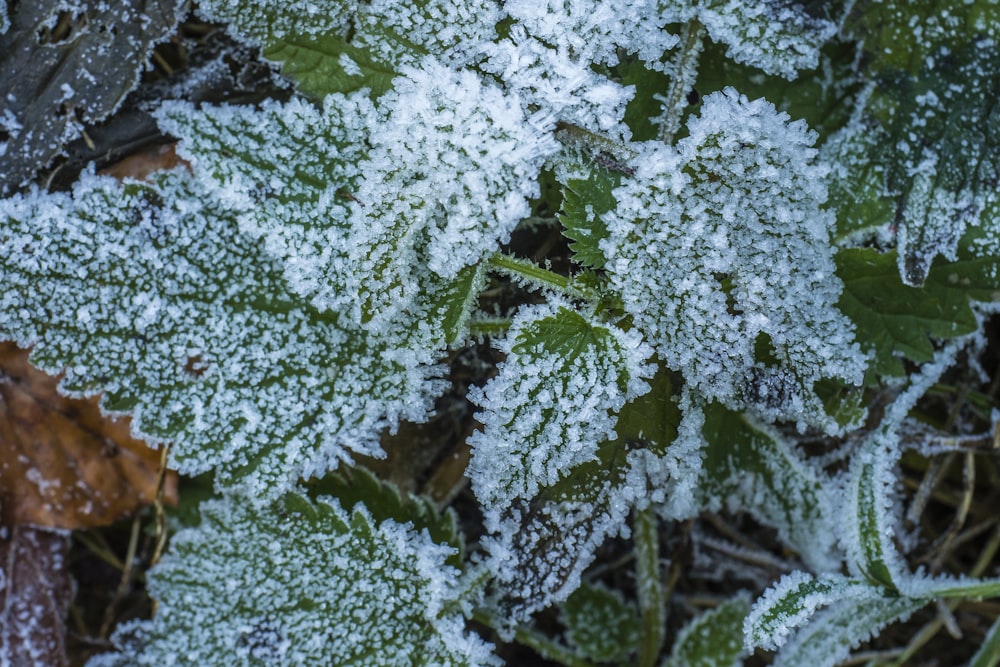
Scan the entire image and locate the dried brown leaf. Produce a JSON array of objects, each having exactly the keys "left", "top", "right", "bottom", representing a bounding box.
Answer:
[{"left": 0, "top": 342, "right": 177, "bottom": 530}]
